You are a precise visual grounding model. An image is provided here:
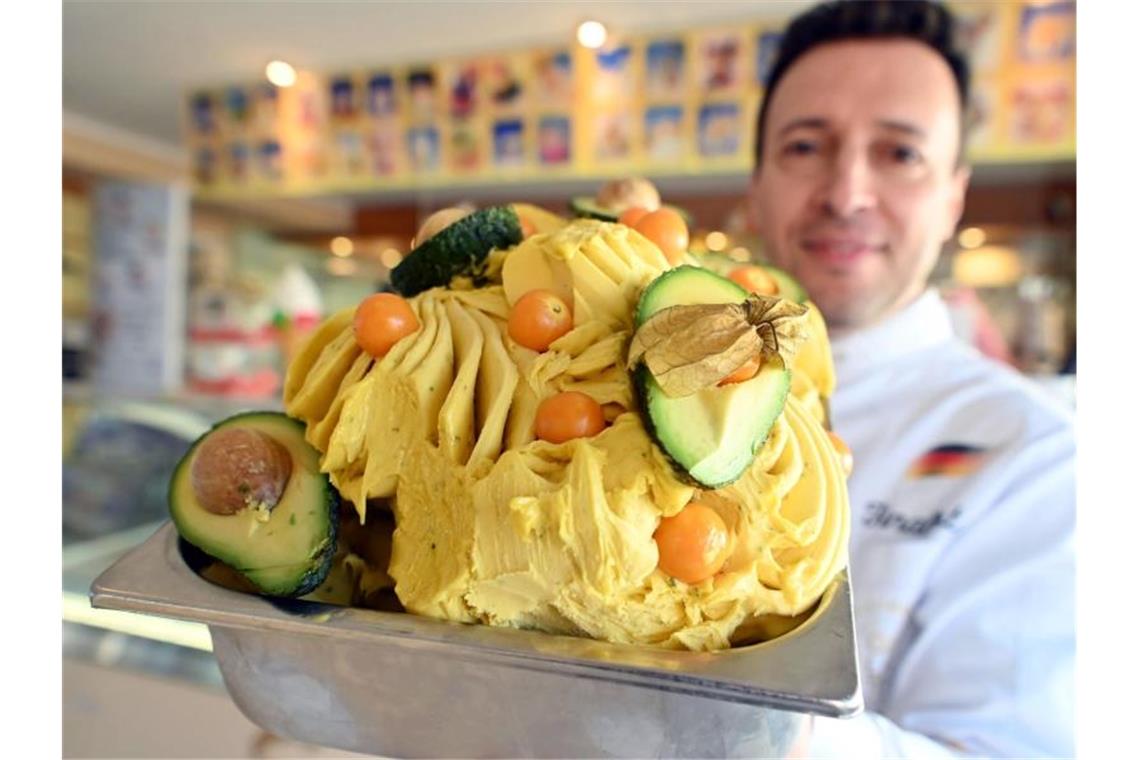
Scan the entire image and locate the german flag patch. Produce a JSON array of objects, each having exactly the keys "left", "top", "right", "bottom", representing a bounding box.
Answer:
[{"left": 907, "top": 444, "right": 987, "bottom": 478}]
